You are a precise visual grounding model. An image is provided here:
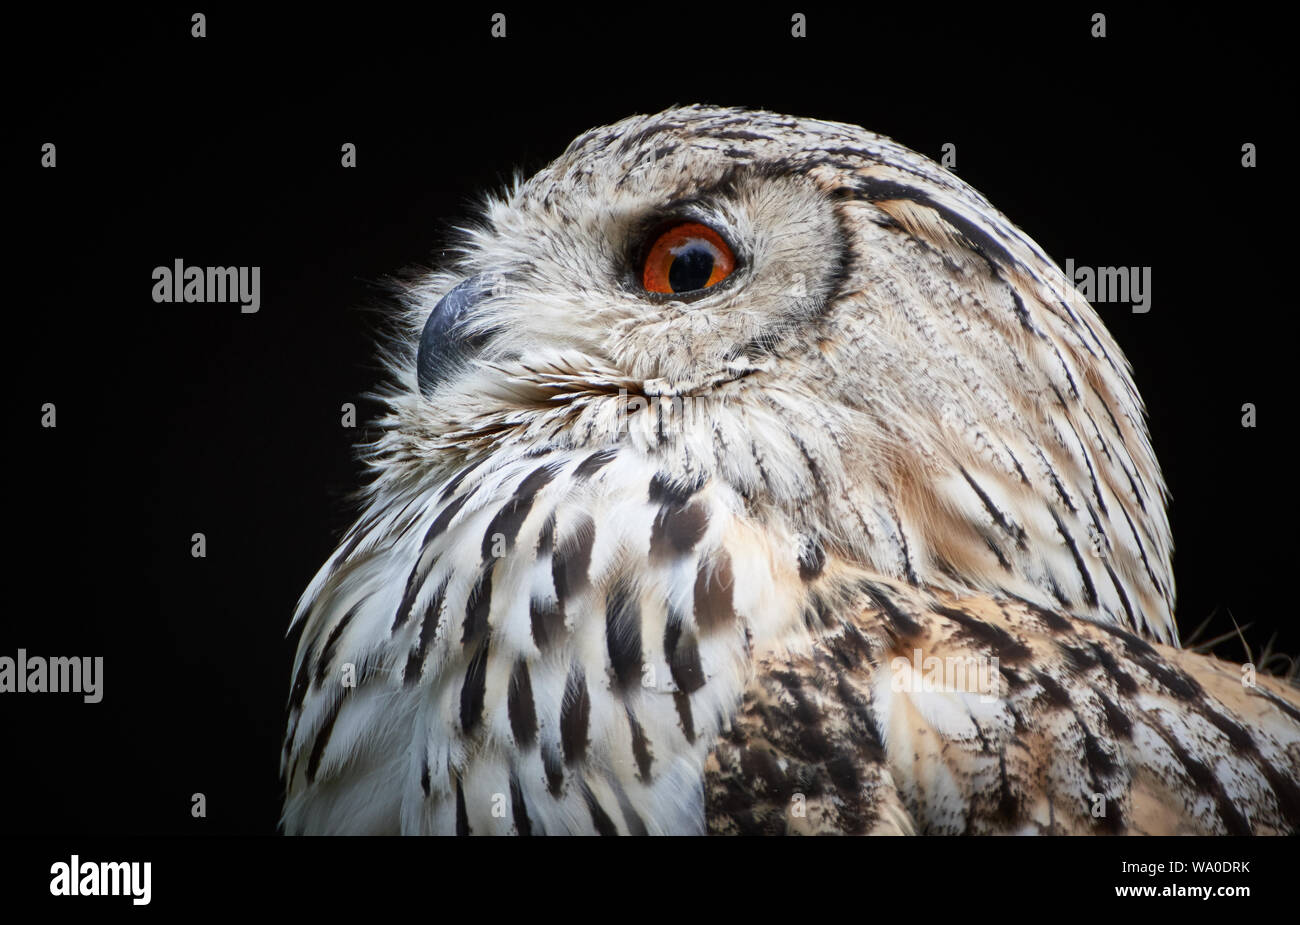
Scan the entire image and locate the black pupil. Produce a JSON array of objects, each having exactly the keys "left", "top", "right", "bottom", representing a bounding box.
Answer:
[{"left": 667, "top": 242, "right": 715, "bottom": 292}]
